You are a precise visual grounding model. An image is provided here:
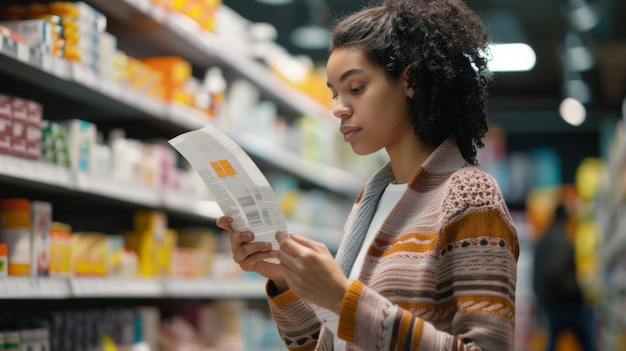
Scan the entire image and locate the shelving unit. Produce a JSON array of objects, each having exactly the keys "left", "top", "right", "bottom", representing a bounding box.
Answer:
[
  {"left": 0, "top": 37, "right": 364, "bottom": 196},
  {"left": 596, "top": 119, "right": 626, "bottom": 350},
  {"left": 0, "top": 0, "right": 355, "bottom": 308}
]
